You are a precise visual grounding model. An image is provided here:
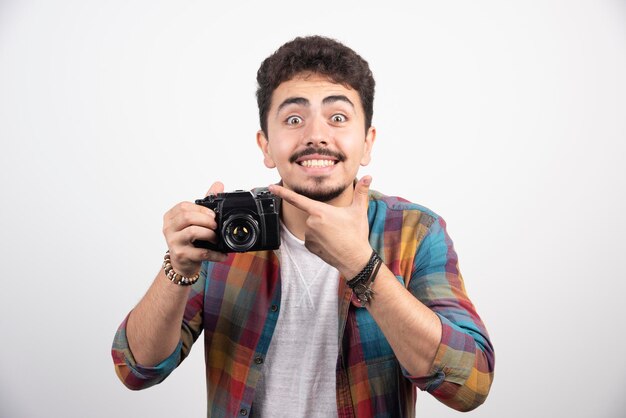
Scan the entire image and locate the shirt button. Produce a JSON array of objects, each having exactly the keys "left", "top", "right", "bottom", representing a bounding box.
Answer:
[
  {"left": 271, "top": 305, "right": 278, "bottom": 312},
  {"left": 254, "top": 356, "right": 264, "bottom": 365},
  {"left": 240, "top": 408, "right": 248, "bottom": 416}
]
